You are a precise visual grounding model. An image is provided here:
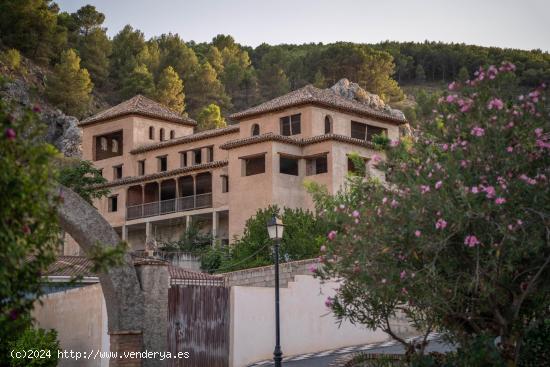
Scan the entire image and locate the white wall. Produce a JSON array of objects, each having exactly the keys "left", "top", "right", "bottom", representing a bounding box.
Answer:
[
  {"left": 230, "top": 275, "right": 389, "bottom": 367},
  {"left": 32, "top": 284, "right": 109, "bottom": 367}
]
